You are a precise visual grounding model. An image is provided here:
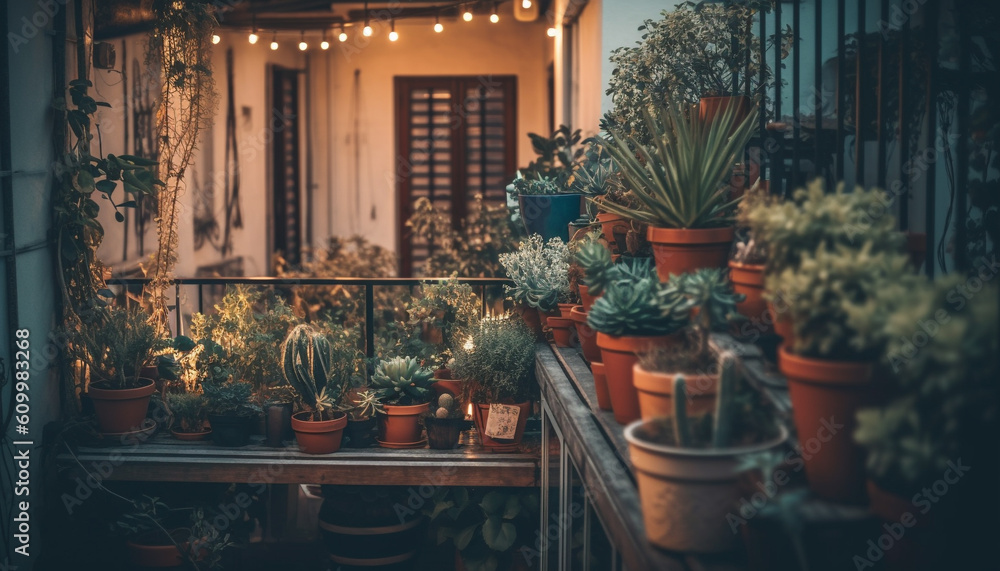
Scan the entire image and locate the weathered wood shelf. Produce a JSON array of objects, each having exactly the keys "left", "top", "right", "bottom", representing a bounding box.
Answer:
[{"left": 58, "top": 434, "right": 543, "bottom": 487}]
